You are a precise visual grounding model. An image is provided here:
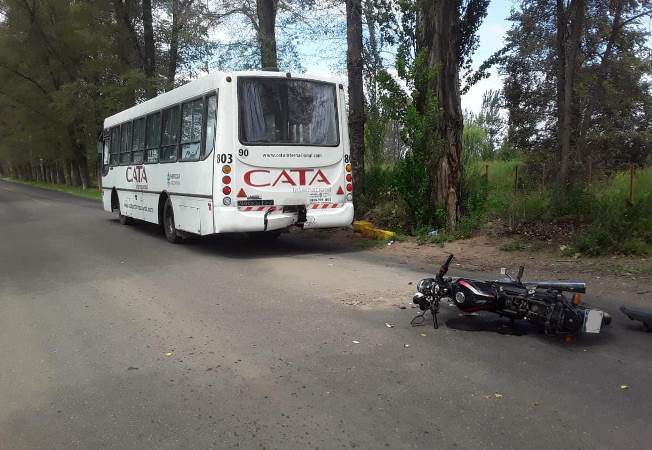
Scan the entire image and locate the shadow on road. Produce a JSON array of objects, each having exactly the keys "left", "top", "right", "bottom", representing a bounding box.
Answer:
[{"left": 115, "top": 217, "right": 365, "bottom": 260}]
